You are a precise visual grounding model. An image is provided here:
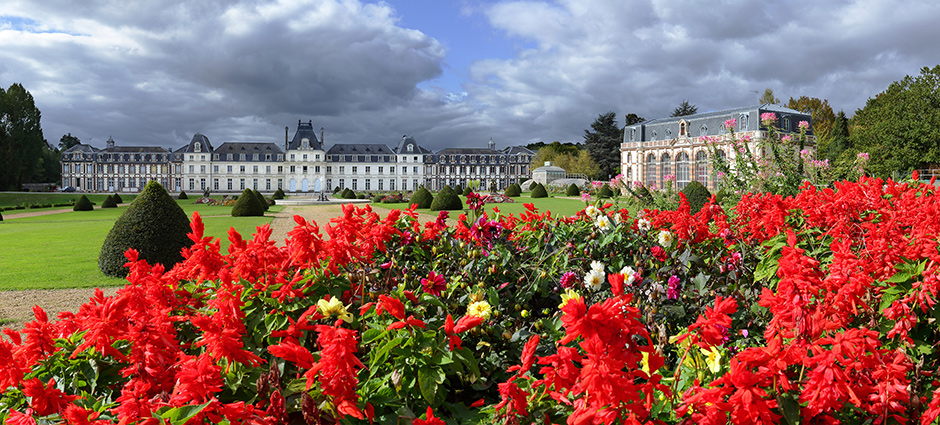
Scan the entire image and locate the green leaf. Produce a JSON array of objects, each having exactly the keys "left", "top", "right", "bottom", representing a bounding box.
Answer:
[
  {"left": 417, "top": 365, "right": 444, "bottom": 403},
  {"left": 777, "top": 392, "right": 801, "bottom": 425},
  {"left": 154, "top": 402, "right": 211, "bottom": 425},
  {"left": 369, "top": 336, "right": 404, "bottom": 372},
  {"left": 361, "top": 328, "right": 384, "bottom": 344},
  {"left": 452, "top": 347, "right": 480, "bottom": 382}
]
